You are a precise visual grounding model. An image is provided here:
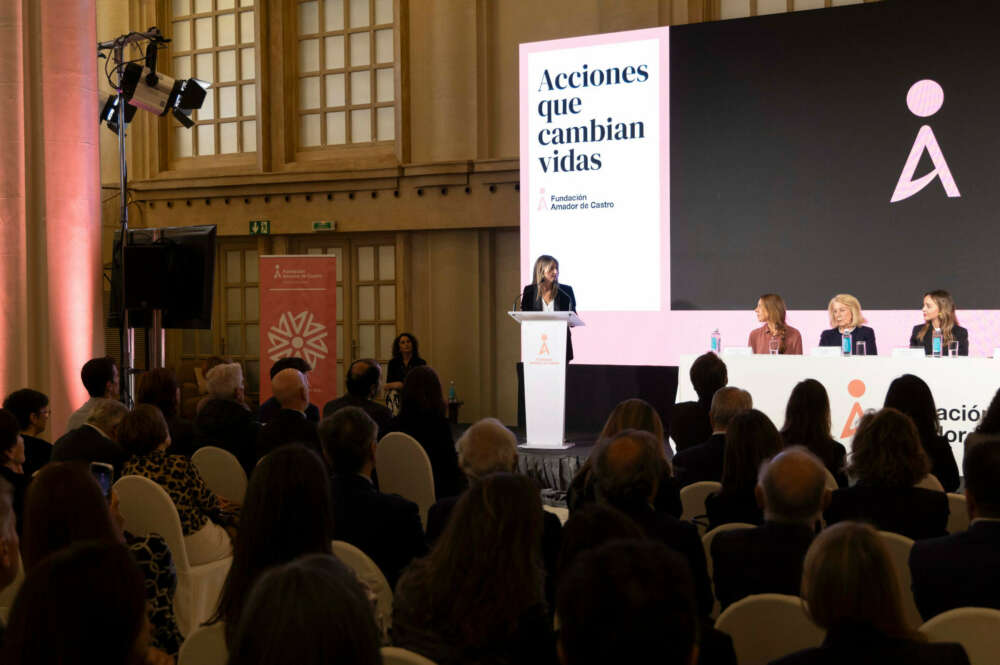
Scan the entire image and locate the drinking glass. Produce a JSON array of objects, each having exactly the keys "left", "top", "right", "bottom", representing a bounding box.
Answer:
[
  {"left": 948, "top": 341, "right": 960, "bottom": 357},
  {"left": 855, "top": 341, "right": 867, "bottom": 356},
  {"left": 769, "top": 339, "right": 780, "bottom": 355}
]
